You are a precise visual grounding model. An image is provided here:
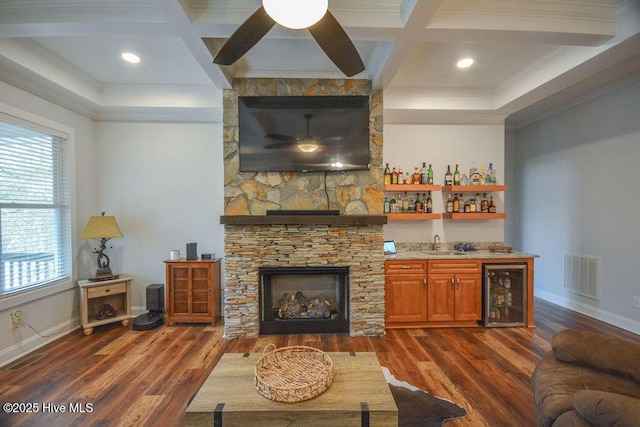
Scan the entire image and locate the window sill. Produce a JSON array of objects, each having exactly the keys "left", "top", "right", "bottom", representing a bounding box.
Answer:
[{"left": 0, "top": 278, "right": 76, "bottom": 311}]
